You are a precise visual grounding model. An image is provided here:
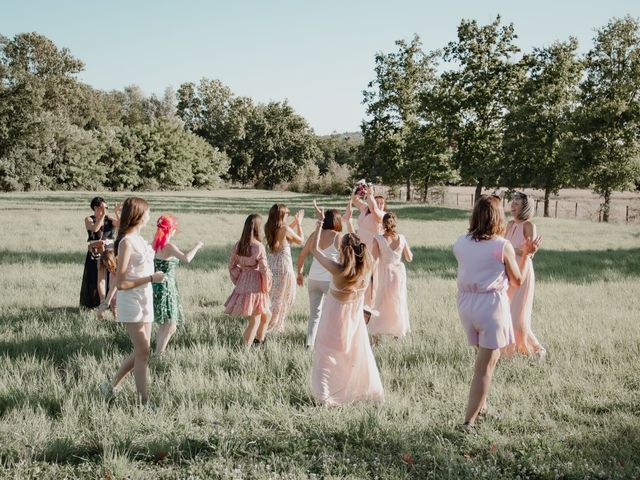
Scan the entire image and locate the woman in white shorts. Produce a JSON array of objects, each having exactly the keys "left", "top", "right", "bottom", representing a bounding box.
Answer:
[{"left": 101, "top": 197, "right": 165, "bottom": 405}]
